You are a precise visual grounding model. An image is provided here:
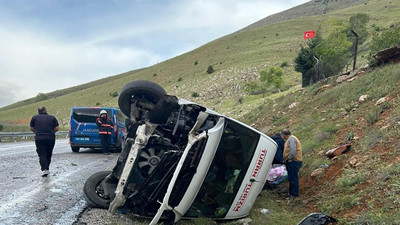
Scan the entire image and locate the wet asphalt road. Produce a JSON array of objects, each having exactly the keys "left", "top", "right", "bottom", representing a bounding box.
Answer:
[{"left": 0, "top": 139, "right": 119, "bottom": 225}]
